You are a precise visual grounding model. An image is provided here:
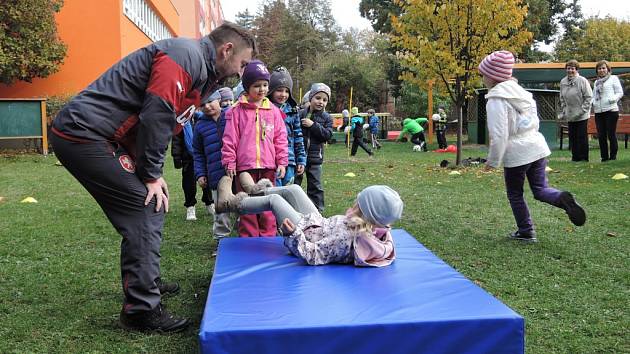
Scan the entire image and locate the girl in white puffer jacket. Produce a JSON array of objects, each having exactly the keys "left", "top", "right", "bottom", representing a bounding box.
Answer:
[{"left": 479, "top": 51, "right": 586, "bottom": 242}]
